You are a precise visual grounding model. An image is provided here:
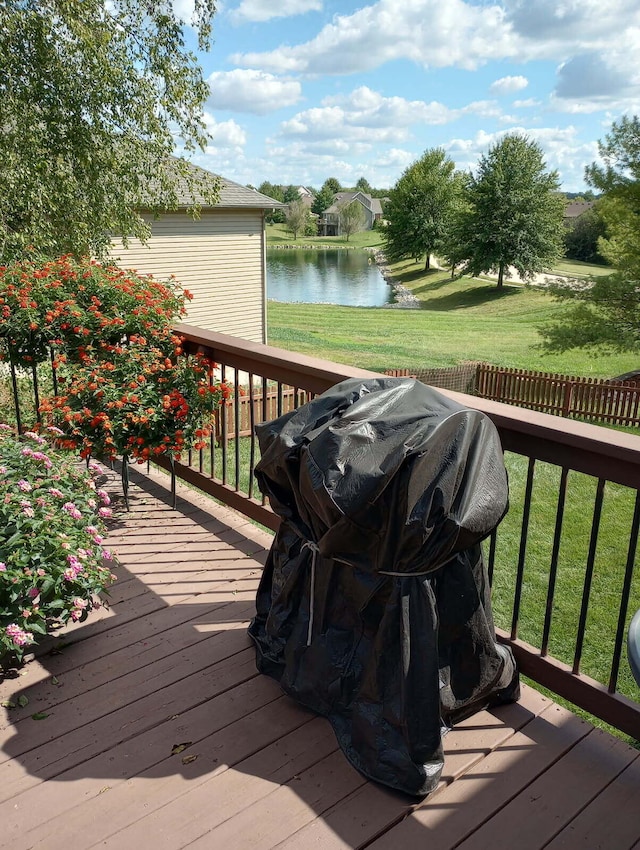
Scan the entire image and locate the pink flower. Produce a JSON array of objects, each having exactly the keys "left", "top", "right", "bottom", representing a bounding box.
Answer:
[
  {"left": 72, "top": 597, "right": 88, "bottom": 610},
  {"left": 27, "top": 587, "right": 40, "bottom": 599},
  {"left": 47, "top": 425, "right": 64, "bottom": 436},
  {"left": 87, "top": 498, "right": 97, "bottom": 509},
  {"left": 62, "top": 502, "right": 82, "bottom": 520},
  {"left": 23, "top": 507, "right": 35, "bottom": 518},
  {"left": 17, "top": 479, "right": 32, "bottom": 492},
  {"left": 63, "top": 568, "right": 76, "bottom": 581},
  {"left": 0, "top": 562, "right": 6, "bottom": 572},
  {"left": 5, "top": 624, "right": 34, "bottom": 647},
  {"left": 97, "top": 489, "right": 111, "bottom": 506},
  {"left": 49, "top": 488, "right": 64, "bottom": 498},
  {"left": 102, "top": 549, "right": 113, "bottom": 561},
  {"left": 98, "top": 507, "right": 112, "bottom": 518}
]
